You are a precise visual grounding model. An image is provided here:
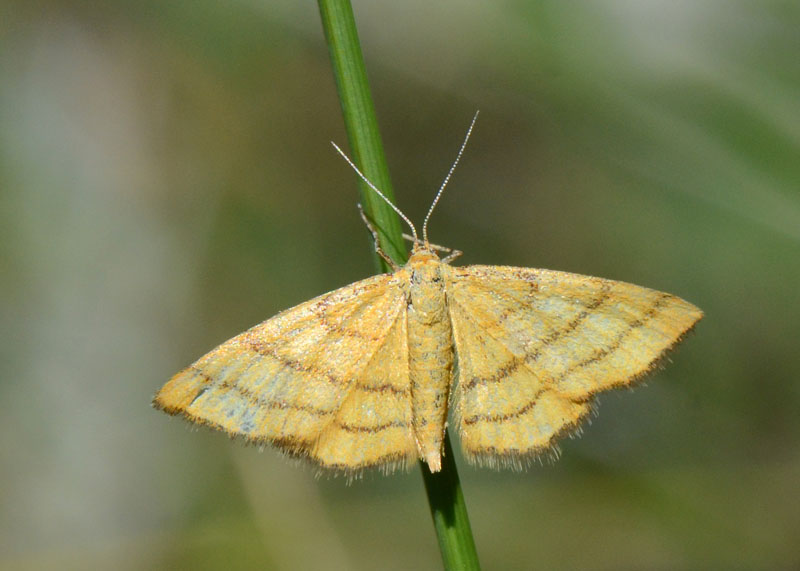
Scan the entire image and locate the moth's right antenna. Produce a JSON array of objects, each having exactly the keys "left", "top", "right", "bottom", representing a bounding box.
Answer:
[
  {"left": 422, "top": 110, "right": 479, "bottom": 246},
  {"left": 331, "top": 142, "right": 419, "bottom": 244}
]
